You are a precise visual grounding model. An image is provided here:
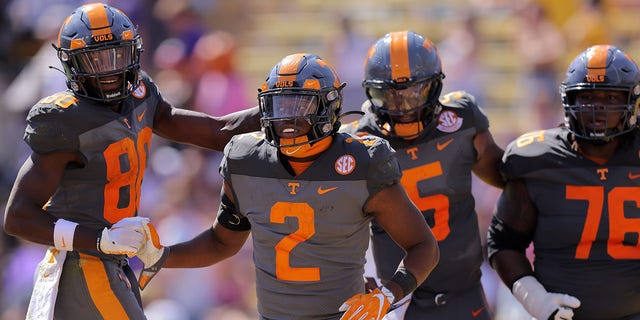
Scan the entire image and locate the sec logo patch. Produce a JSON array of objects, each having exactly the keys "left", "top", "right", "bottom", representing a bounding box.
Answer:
[
  {"left": 437, "top": 110, "right": 463, "bottom": 133},
  {"left": 335, "top": 154, "right": 356, "bottom": 175},
  {"left": 131, "top": 82, "right": 147, "bottom": 99}
]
